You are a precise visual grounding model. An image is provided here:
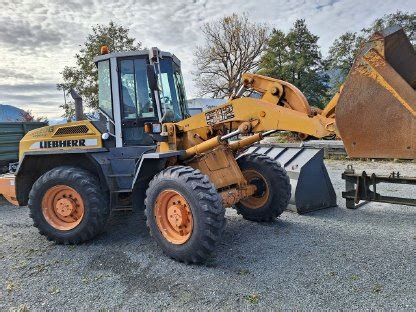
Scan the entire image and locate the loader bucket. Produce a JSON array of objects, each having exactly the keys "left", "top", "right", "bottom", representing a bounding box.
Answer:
[
  {"left": 336, "top": 25, "right": 416, "bottom": 159},
  {"left": 241, "top": 145, "right": 336, "bottom": 214}
]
